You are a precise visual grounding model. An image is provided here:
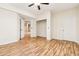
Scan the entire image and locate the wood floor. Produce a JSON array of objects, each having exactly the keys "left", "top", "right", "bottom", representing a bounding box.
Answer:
[{"left": 0, "top": 36, "right": 79, "bottom": 56}]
